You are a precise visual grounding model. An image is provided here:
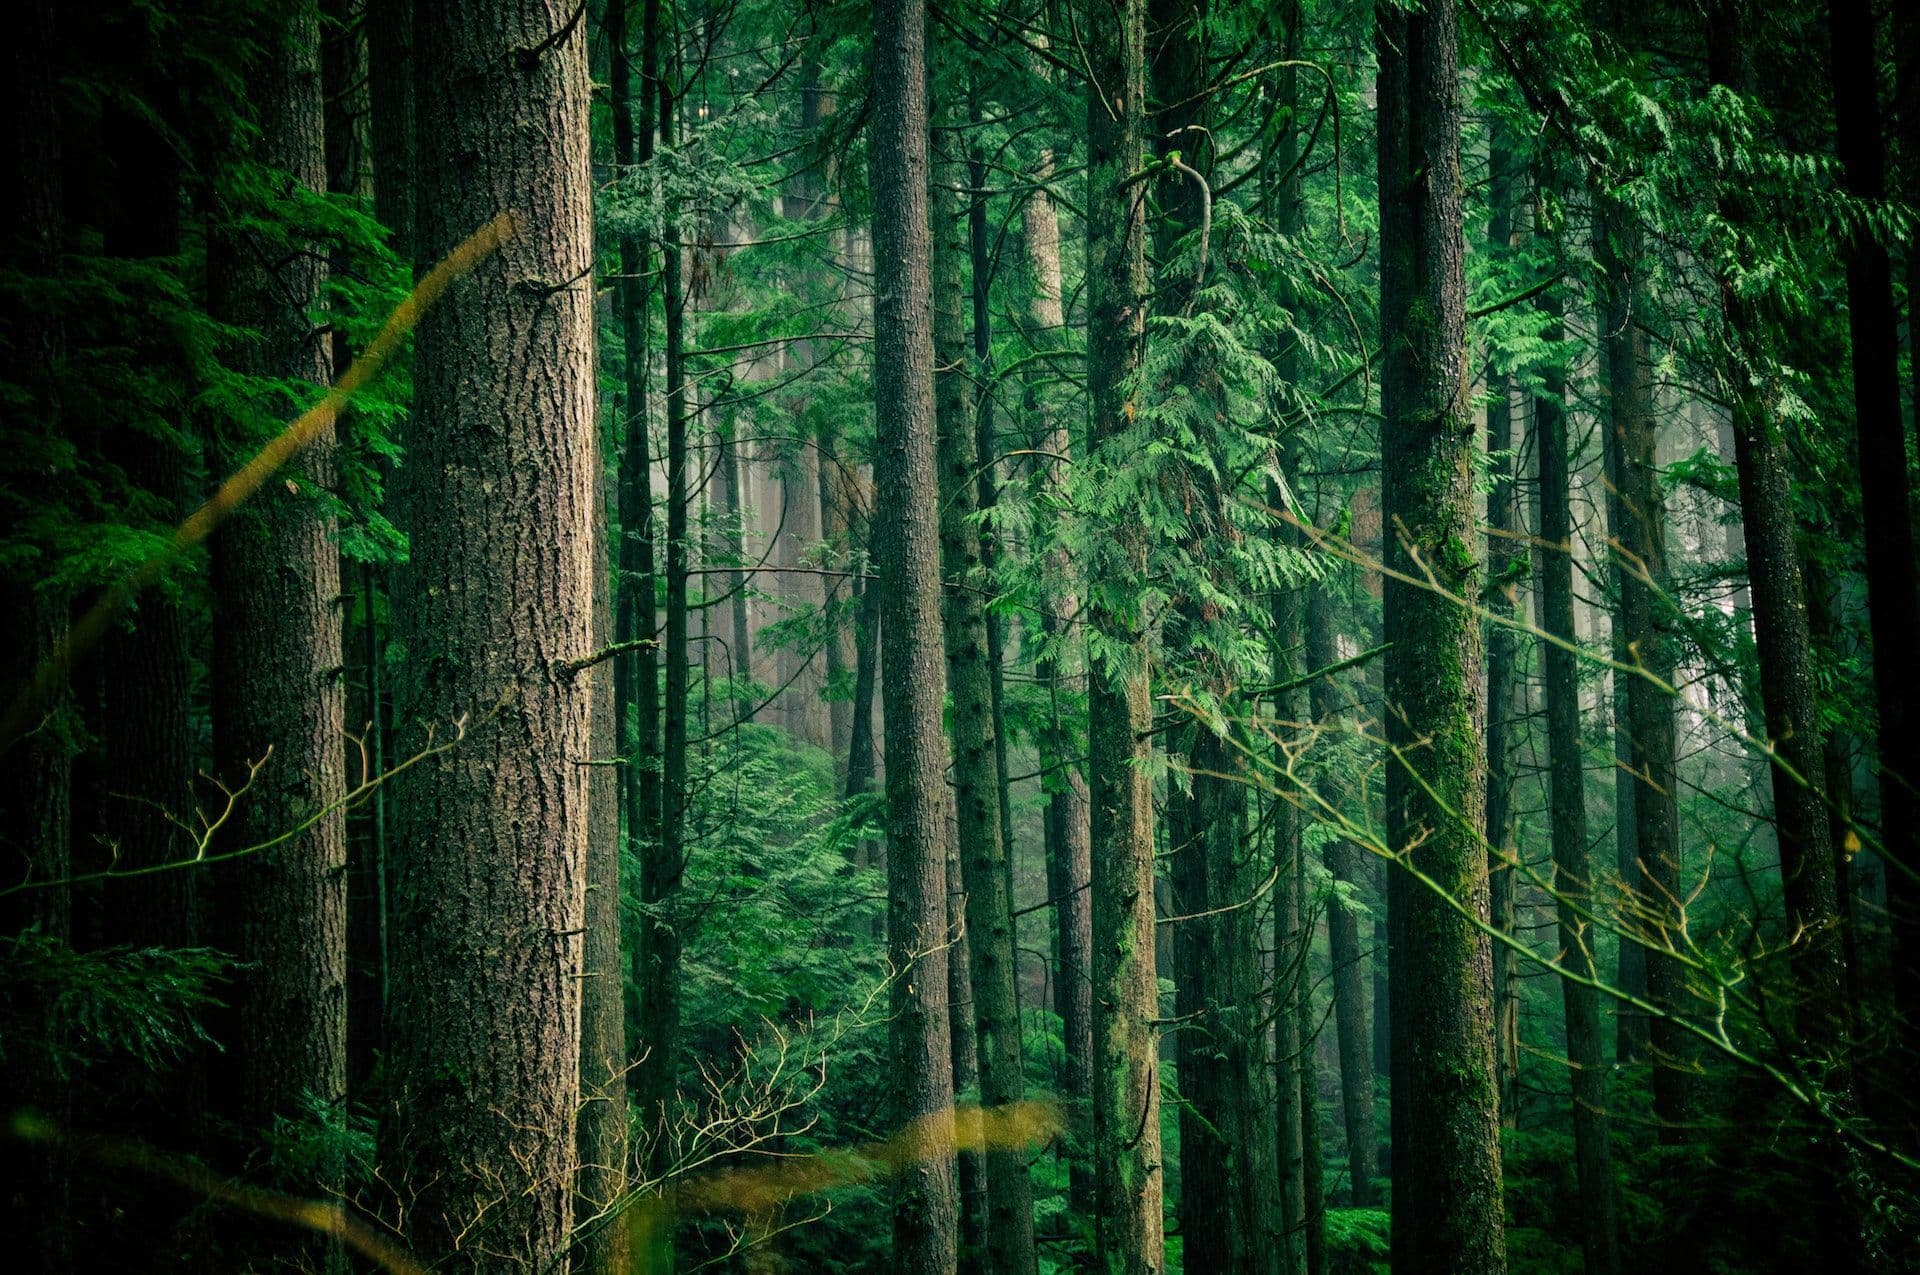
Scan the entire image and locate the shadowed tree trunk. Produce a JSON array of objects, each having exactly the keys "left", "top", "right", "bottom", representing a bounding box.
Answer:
[
  {"left": 1534, "top": 257, "right": 1621, "bottom": 1275},
  {"left": 1707, "top": 7, "right": 1862, "bottom": 1266},
  {"left": 1482, "top": 130, "right": 1524, "bottom": 1113},
  {"left": 613, "top": 0, "right": 666, "bottom": 1096},
  {"left": 1375, "top": 2, "right": 1507, "bottom": 1270},
  {"left": 869, "top": 0, "right": 961, "bottom": 1269},
  {"left": 1826, "top": 0, "right": 1920, "bottom": 1036},
  {"left": 380, "top": 0, "right": 597, "bottom": 1263},
  {"left": 206, "top": 9, "right": 347, "bottom": 1239}
]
